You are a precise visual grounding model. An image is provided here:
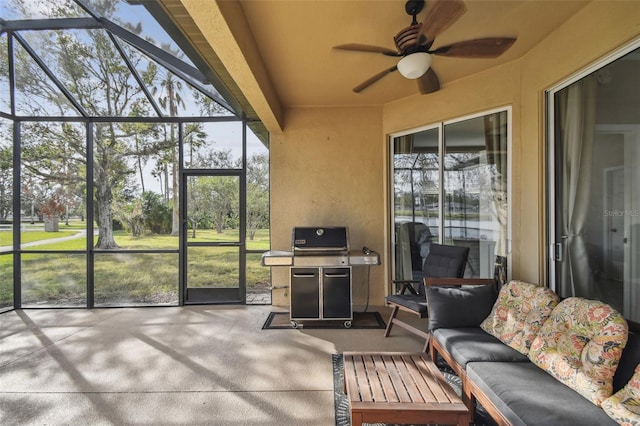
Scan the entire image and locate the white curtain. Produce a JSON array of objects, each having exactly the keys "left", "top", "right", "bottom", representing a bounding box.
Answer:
[{"left": 557, "top": 75, "right": 597, "bottom": 297}]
